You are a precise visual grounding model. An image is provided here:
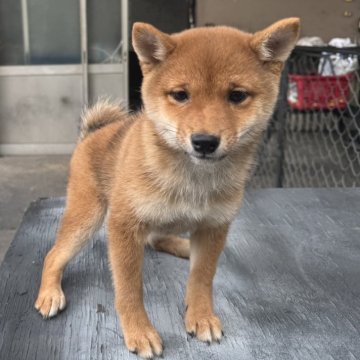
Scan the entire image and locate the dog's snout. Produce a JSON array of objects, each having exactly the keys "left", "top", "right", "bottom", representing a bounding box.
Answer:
[{"left": 191, "top": 134, "right": 220, "bottom": 155}]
